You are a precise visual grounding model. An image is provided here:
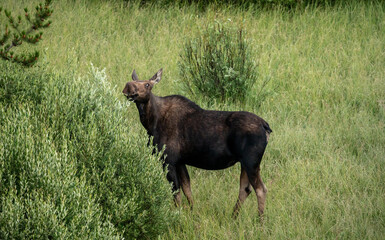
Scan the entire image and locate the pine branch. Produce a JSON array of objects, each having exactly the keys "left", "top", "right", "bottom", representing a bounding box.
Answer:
[{"left": 0, "top": 0, "right": 53, "bottom": 66}]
